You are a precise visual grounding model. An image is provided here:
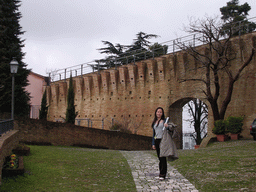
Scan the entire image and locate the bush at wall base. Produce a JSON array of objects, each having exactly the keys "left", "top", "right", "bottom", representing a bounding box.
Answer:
[
  {"left": 212, "top": 120, "right": 228, "bottom": 142},
  {"left": 12, "top": 144, "right": 30, "bottom": 156},
  {"left": 226, "top": 116, "right": 243, "bottom": 135}
]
